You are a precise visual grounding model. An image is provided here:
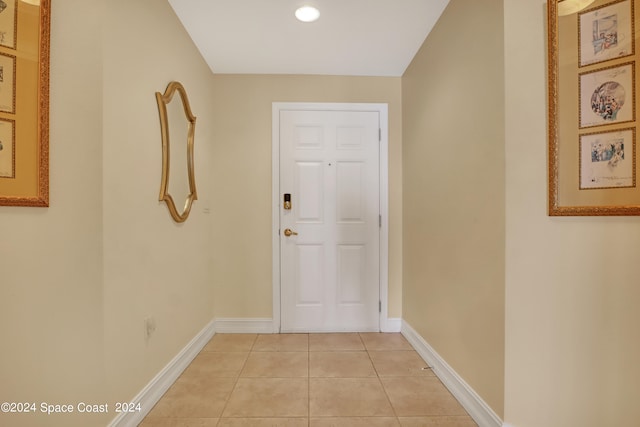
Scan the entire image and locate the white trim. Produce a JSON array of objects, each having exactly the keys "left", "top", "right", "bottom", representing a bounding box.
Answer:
[
  {"left": 381, "top": 317, "right": 402, "bottom": 333},
  {"left": 214, "top": 318, "right": 276, "bottom": 334},
  {"left": 272, "top": 104, "right": 282, "bottom": 332},
  {"left": 215, "top": 317, "right": 402, "bottom": 334},
  {"left": 282, "top": 325, "right": 380, "bottom": 333},
  {"left": 377, "top": 106, "right": 390, "bottom": 333},
  {"left": 107, "top": 320, "right": 216, "bottom": 427},
  {"left": 272, "top": 102, "right": 390, "bottom": 332},
  {"left": 113, "top": 318, "right": 506, "bottom": 427},
  {"left": 401, "top": 320, "right": 503, "bottom": 427}
]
